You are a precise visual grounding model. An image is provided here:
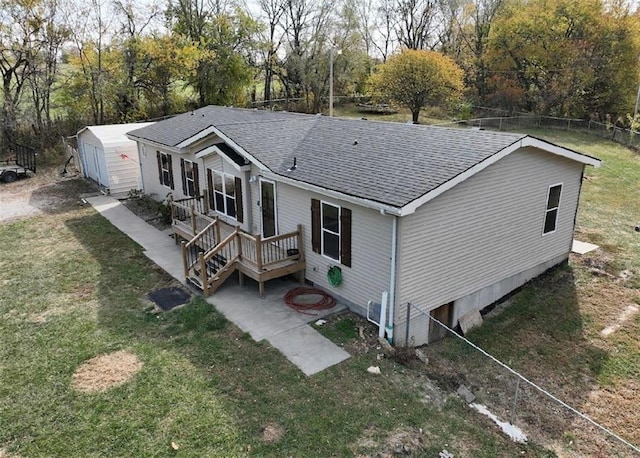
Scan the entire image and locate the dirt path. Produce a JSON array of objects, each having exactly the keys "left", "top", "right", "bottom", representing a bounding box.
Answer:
[{"left": 0, "top": 167, "right": 95, "bottom": 223}]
